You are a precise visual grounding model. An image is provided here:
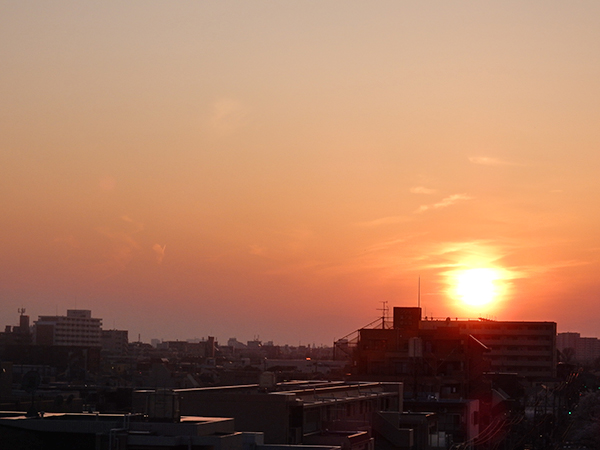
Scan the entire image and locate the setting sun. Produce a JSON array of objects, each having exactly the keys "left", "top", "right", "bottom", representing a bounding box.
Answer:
[{"left": 453, "top": 268, "right": 500, "bottom": 307}]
